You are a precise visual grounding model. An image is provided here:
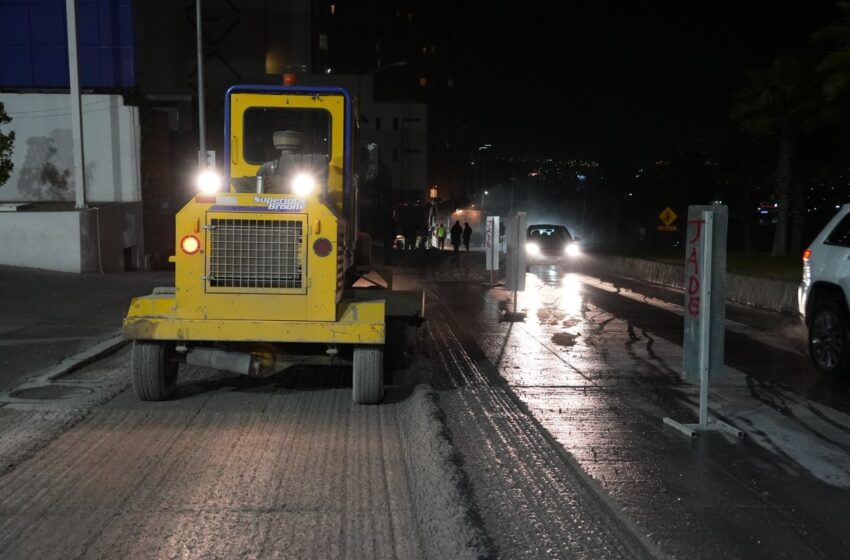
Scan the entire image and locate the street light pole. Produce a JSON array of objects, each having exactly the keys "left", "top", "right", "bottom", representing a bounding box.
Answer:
[
  {"left": 480, "top": 190, "right": 488, "bottom": 245},
  {"left": 578, "top": 174, "right": 588, "bottom": 238}
]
